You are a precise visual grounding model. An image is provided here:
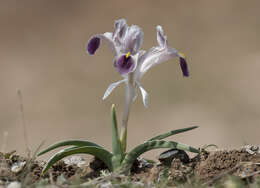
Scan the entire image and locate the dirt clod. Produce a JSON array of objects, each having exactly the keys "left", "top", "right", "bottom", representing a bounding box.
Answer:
[{"left": 89, "top": 157, "right": 107, "bottom": 171}]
